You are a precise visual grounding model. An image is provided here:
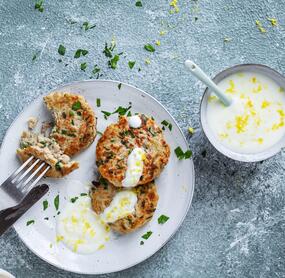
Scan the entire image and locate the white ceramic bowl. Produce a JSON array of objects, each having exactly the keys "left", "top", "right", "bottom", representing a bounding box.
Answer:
[{"left": 200, "top": 64, "right": 285, "bottom": 162}]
